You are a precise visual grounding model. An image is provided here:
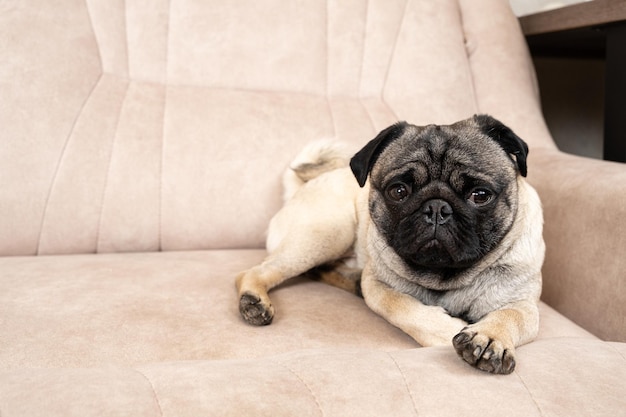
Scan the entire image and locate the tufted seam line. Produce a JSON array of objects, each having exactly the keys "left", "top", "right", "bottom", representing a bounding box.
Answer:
[
  {"left": 325, "top": 0, "right": 329, "bottom": 98},
  {"left": 133, "top": 368, "right": 165, "bottom": 417},
  {"left": 382, "top": 98, "right": 400, "bottom": 122},
  {"left": 513, "top": 369, "right": 546, "bottom": 416},
  {"left": 95, "top": 81, "right": 130, "bottom": 253},
  {"left": 123, "top": 0, "right": 130, "bottom": 78},
  {"left": 359, "top": 98, "right": 377, "bottom": 134},
  {"left": 378, "top": 0, "right": 407, "bottom": 123},
  {"left": 457, "top": 0, "right": 481, "bottom": 115},
  {"left": 158, "top": 0, "right": 173, "bottom": 251},
  {"left": 83, "top": 0, "right": 103, "bottom": 71},
  {"left": 324, "top": 0, "right": 337, "bottom": 141},
  {"left": 381, "top": 0, "right": 409, "bottom": 104},
  {"left": 36, "top": 73, "right": 104, "bottom": 255},
  {"left": 158, "top": 92, "right": 166, "bottom": 252},
  {"left": 357, "top": 0, "right": 369, "bottom": 98},
  {"left": 387, "top": 352, "right": 419, "bottom": 417},
  {"left": 276, "top": 360, "right": 324, "bottom": 417}
]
